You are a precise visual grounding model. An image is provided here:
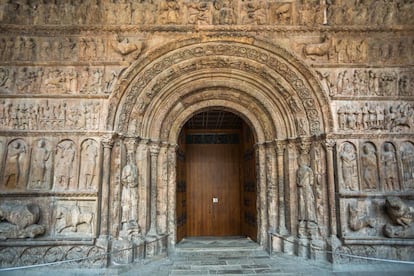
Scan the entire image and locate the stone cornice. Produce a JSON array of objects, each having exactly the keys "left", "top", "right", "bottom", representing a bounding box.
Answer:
[{"left": 1, "top": 24, "right": 413, "bottom": 35}]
